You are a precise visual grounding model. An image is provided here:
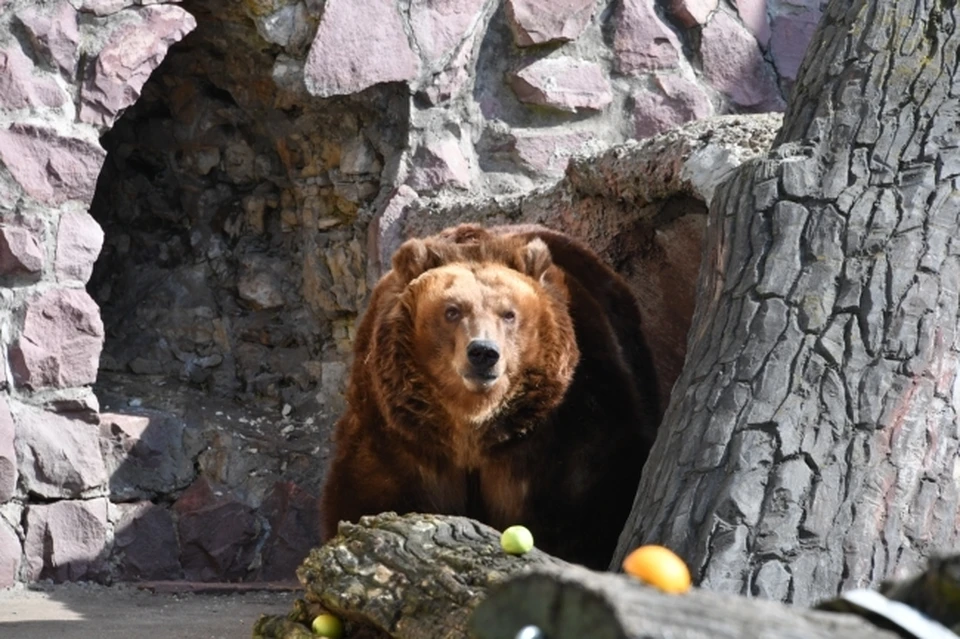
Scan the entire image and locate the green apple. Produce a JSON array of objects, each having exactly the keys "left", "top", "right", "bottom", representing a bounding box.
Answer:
[
  {"left": 311, "top": 613, "right": 343, "bottom": 638},
  {"left": 500, "top": 525, "right": 534, "bottom": 555}
]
